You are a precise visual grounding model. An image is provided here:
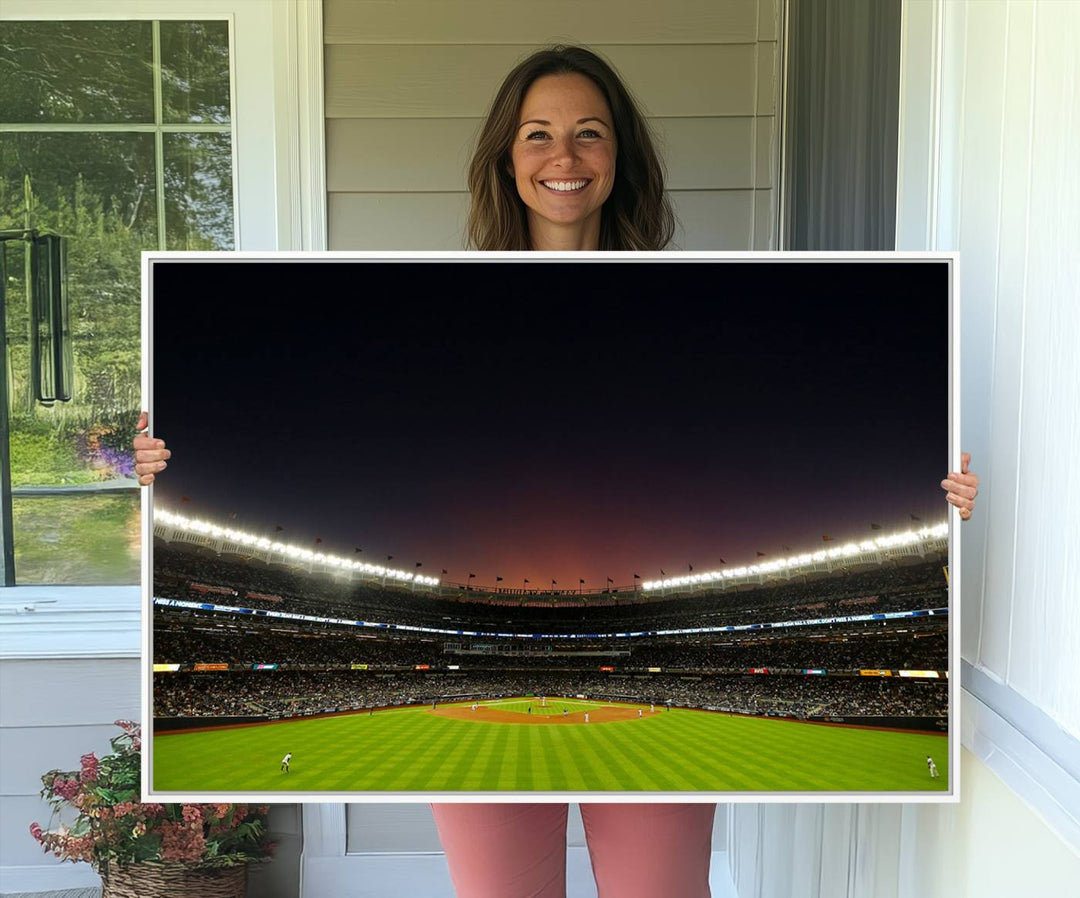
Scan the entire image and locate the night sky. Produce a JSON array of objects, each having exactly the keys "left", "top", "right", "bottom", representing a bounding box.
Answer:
[{"left": 151, "top": 259, "right": 949, "bottom": 590}]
